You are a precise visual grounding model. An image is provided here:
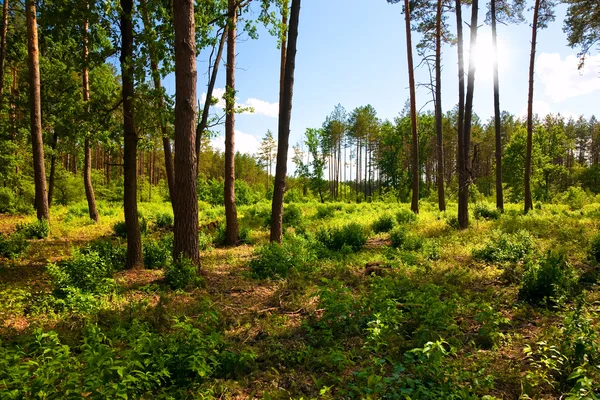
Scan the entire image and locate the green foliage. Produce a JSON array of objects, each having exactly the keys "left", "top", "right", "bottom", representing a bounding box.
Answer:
[
  {"left": 372, "top": 214, "right": 396, "bottom": 233},
  {"left": 47, "top": 250, "right": 117, "bottom": 297},
  {"left": 249, "top": 236, "right": 313, "bottom": 279},
  {"left": 0, "top": 187, "right": 15, "bottom": 213},
  {"left": 474, "top": 203, "right": 501, "bottom": 220},
  {"left": 316, "top": 223, "right": 368, "bottom": 253},
  {"left": 590, "top": 233, "right": 600, "bottom": 263},
  {"left": 519, "top": 251, "right": 578, "bottom": 306},
  {"left": 475, "top": 305, "right": 509, "bottom": 350},
  {"left": 473, "top": 230, "right": 535, "bottom": 263},
  {"left": 112, "top": 221, "right": 127, "bottom": 238},
  {"left": 389, "top": 226, "right": 423, "bottom": 251},
  {"left": 316, "top": 204, "right": 336, "bottom": 219},
  {"left": 154, "top": 212, "right": 174, "bottom": 229},
  {"left": 165, "top": 257, "right": 201, "bottom": 290},
  {"left": 16, "top": 219, "right": 50, "bottom": 239},
  {"left": 282, "top": 203, "right": 303, "bottom": 227},
  {"left": 214, "top": 225, "right": 251, "bottom": 246},
  {"left": 81, "top": 238, "right": 127, "bottom": 272},
  {"left": 396, "top": 208, "right": 417, "bottom": 224},
  {"left": 563, "top": 186, "right": 588, "bottom": 211},
  {"left": 0, "top": 232, "right": 30, "bottom": 259},
  {"left": 143, "top": 236, "right": 172, "bottom": 270}
]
